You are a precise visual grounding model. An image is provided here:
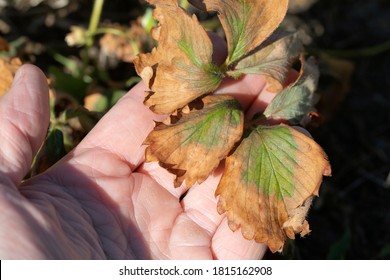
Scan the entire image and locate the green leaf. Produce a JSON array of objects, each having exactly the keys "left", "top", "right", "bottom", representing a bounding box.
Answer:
[
  {"left": 242, "top": 126, "right": 297, "bottom": 199},
  {"left": 49, "top": 66, "right": 88, "bottom": 104},
  {"left": 263, "top": 57, "right": 320, "bottom": 124},
  {"left": 216, "top": 124, "right": 331, "bottom": 252},
  {"left": 144, "top": 95, "right": 244, "bottom": 187}
]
